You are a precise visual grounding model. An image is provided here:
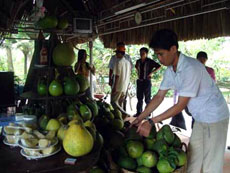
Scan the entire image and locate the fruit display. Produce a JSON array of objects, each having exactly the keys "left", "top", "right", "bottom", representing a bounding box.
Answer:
[
  {"left": 109, "top": 124, "right": 187, "bottom": 173},
  {"left": 52, "top": 43, "right": 75, "bottom": 66}
]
